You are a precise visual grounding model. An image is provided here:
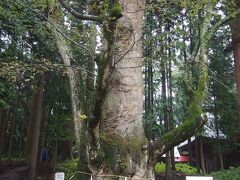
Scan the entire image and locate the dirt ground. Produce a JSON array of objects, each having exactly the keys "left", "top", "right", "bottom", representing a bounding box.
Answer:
[
  {"left": 0, "top": 161, "right": 53, "bottom": 180},
  {"left": 0, "top": 166, "right": 28, "bottom": 180}
]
